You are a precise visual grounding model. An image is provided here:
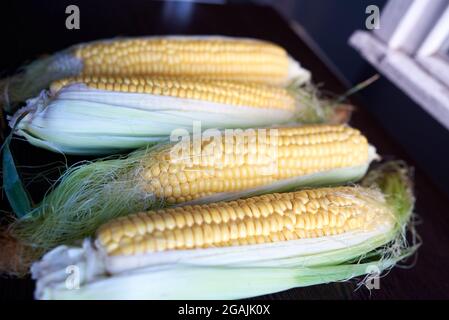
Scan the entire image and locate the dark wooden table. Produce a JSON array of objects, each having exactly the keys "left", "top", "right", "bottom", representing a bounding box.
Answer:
[{"left": 1, "top": 0, "right": 449, "bottom": 300}]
